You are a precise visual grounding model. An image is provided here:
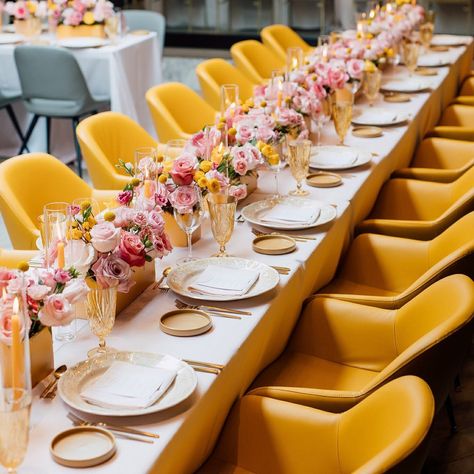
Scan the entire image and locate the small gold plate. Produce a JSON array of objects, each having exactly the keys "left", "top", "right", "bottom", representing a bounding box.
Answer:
[
  {"left": 252, "top": 234, "right": 296, "bottom": 255},
  {"left": 352, "top": 126, "right": 383, "bottom": 138},
  {"left": 416, "top": 67, "right": 438, "bottom": 76},
  {"left": 306, "top": 172, "right": 343, "bottom": 188},
  {"left": 51, "top": 427, "right": 116, "bottom": 468},
  {"left": 430, "top": 45, "right": 449, "bottom": 52},
  {"left": 384, "top": 93, "right": 411, "bottom": 103},
  {"left": 160, "top": 309, "right": 212, "bottom": 337}
]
